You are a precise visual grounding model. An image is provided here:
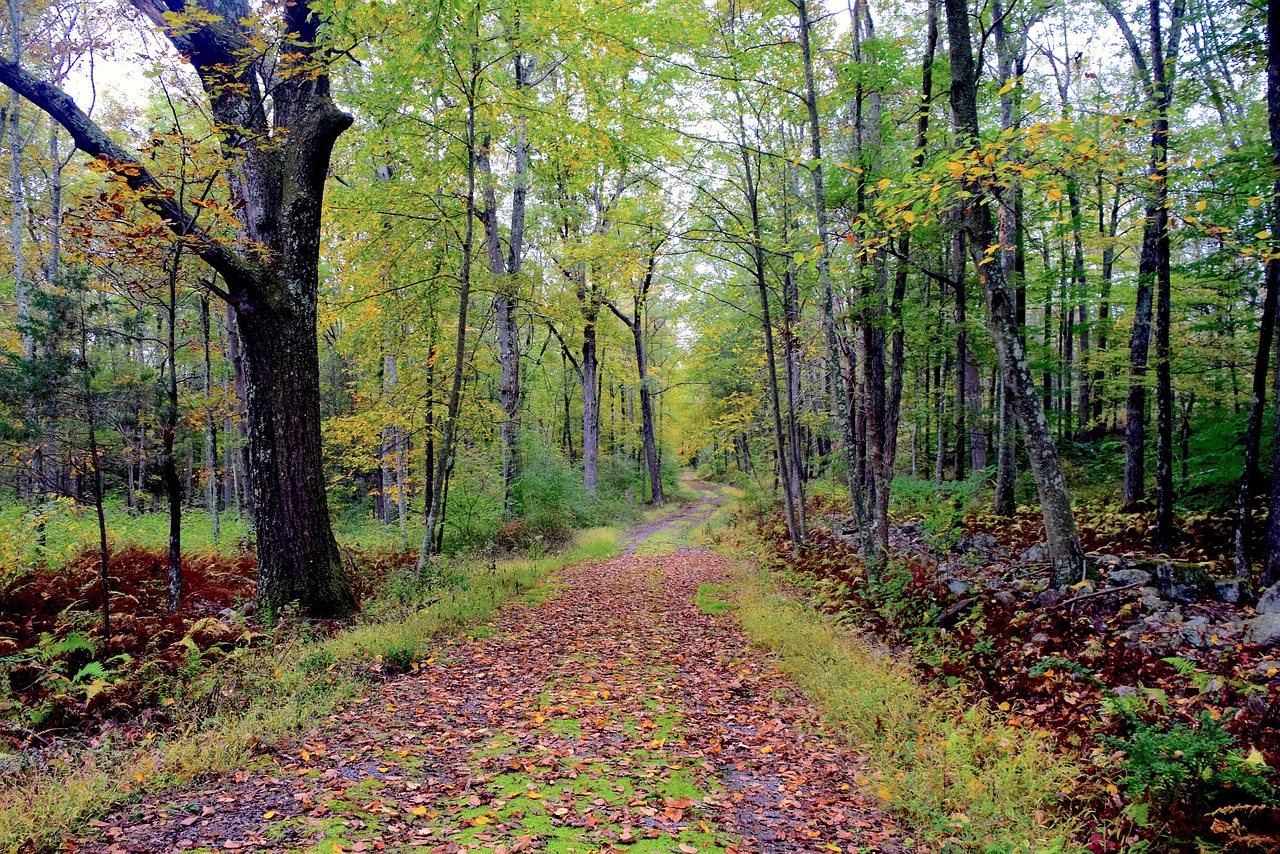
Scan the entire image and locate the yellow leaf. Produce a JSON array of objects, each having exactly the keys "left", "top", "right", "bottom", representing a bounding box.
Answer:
[
  {"left": 760, "top": 745, "right": 773, "bottom": 754},
  {"left": 998, "top": 701, "right": 1011, "bottom": 711},
  {"left": 1250, "top": 196, "right": 1263, "bottom": 207},
  {"left": 1258, "top": 231, "right": 1273, "bottom": 240},
  {"left": 983, "top": 151, "right": 996, "bottom": 167},
  {"left": 526, "top": 790, "right": 542, "bottom": 799},
  {"left": 998, "top": 79, "right": 1015, "bottom": 96},
  {"left": 412, "top": 806, "right": 428, "bottom": 816},
  {"left": 876, "top": 785, "right": 892, "bottom": 802},
  {"left": 1047, "top": 188, "right": 1064, "bottom": 202},
  {"left": 263, "top": 811, "right": 277, "bottom": 820},
  {"left": 902, "top": 210, "right": 916, "bottom": 224},
  {"left": 877, "top": 178, "right": 891, "bottom": 191},
  {"left": 1195, "top": 200, "right": 1207, "bottom": 212}
]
